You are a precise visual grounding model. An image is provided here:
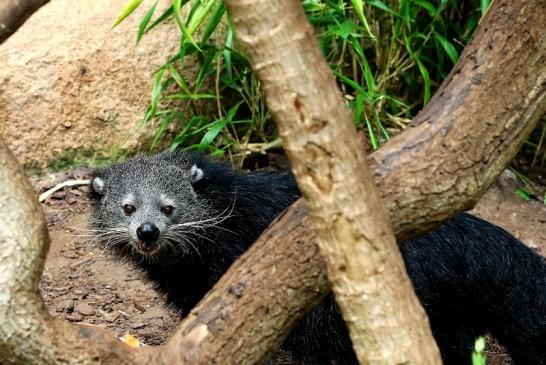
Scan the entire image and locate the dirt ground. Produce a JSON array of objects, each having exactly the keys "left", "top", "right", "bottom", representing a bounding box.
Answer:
[{"left": 34, "top": 168, "right": 545, "bottom": 364}]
